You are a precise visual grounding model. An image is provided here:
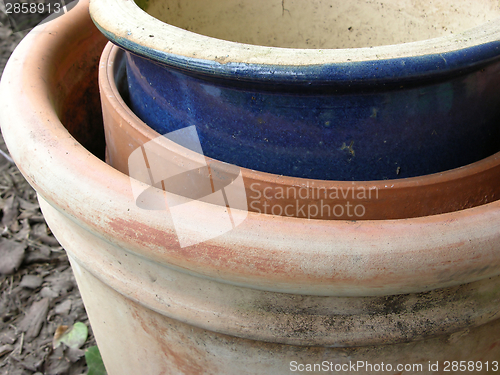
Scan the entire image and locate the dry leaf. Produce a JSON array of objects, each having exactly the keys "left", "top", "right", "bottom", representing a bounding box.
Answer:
[
  {"left": 53, "top": 322, "right": 88, "bottom": 349},
  {"left": 0, "top": 238, "right": 26, "bottom": 275},
  {"left": 53, "top": 325, "right": 69, "bottom": 348},
  {"left": 18, "top": 298, "right": 50, "bottom": 340},
  {"left": 1, "top": 195, "right": 19, "bottom": 228}
]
